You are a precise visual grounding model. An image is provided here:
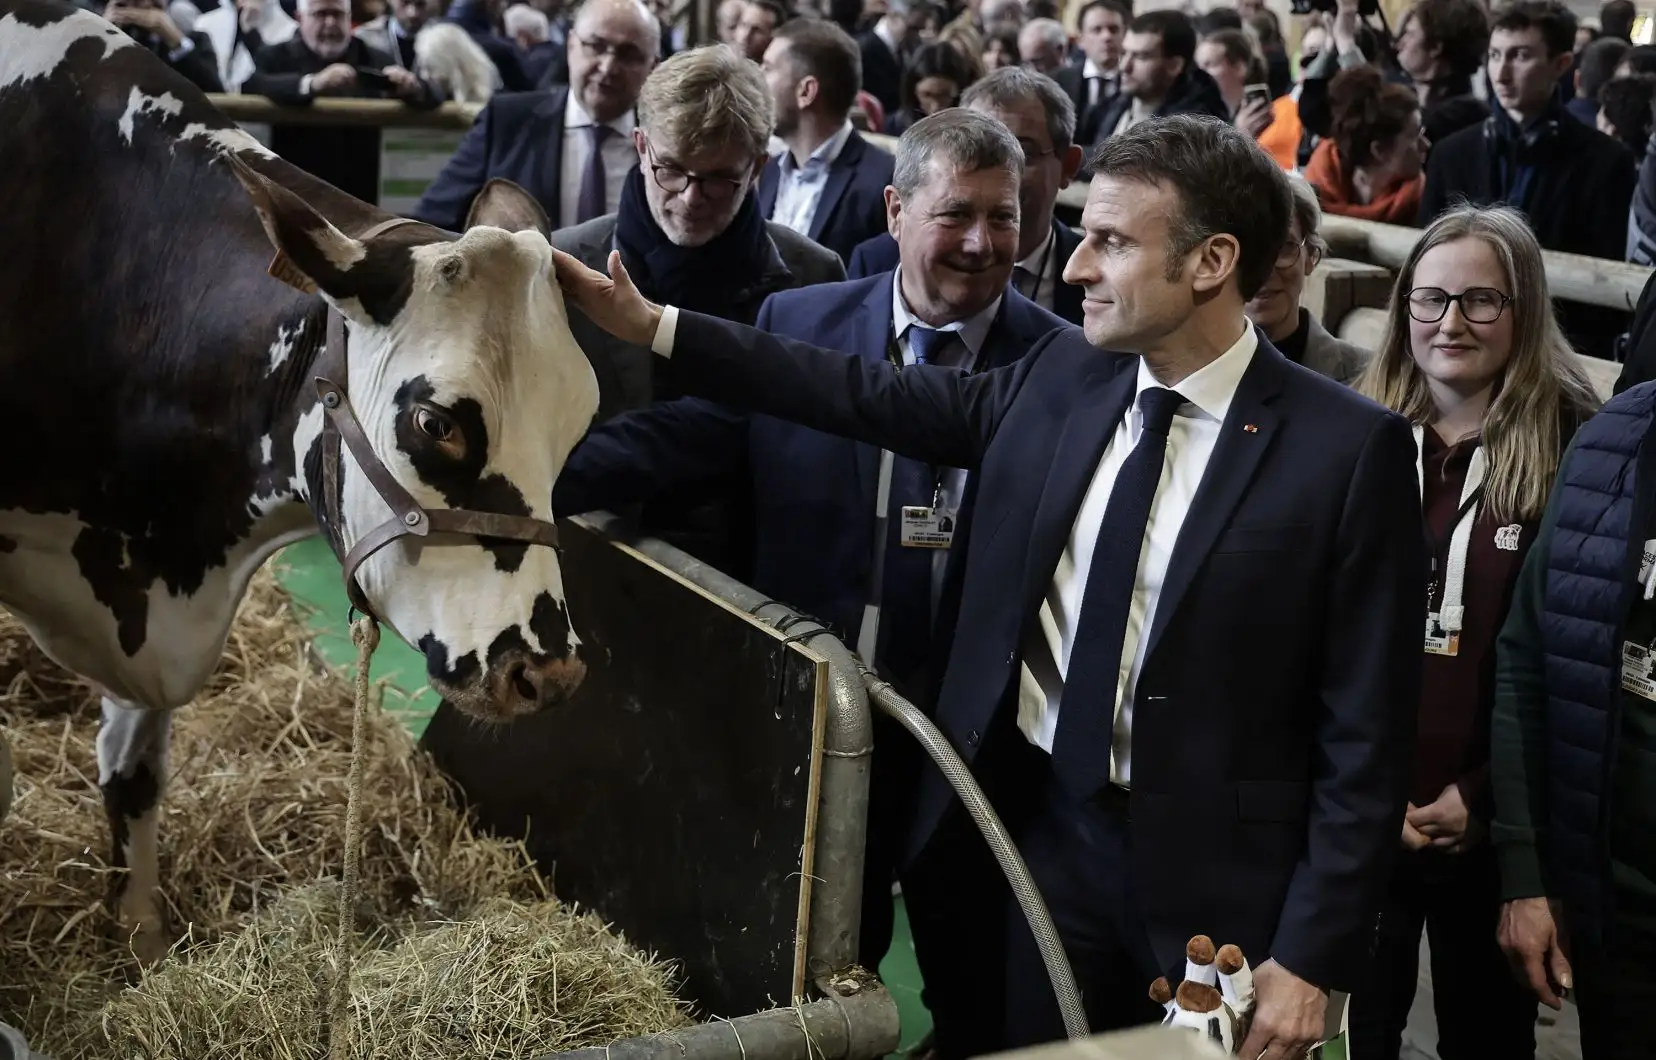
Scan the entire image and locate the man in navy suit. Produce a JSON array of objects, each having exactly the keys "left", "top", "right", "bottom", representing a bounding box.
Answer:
[
  {"left": 410, "top": 0, "right": 658, "bottom": 231},
  {"left": 756, "top": 17, "right": 895, "bottom": 265},
  {"left": 849, "top": 66, "right": 1087, "bottom": 326},
  {"left": 552, "top": 114, "right": 1423, "bottom": 1058},
  {"left": 552, "top": 110, "right": 1068, "bottom": 1046}
]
